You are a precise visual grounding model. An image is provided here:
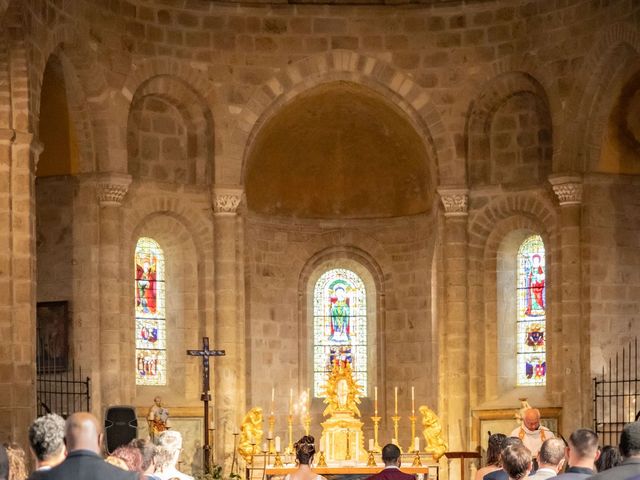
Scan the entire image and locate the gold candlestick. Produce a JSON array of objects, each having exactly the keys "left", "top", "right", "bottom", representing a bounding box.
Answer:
[
  {"left": 408, "top": 415, "right": 416, "bottom": 452},
  {"left": 285, "top": 414, "right": 294, "bottom": 455},
  {"left": 273, "top": 452, "right": 284, "bottom": 468},
  {"left": 317, "top": 451, "right": 327, "bottom": 467},
  {"left": 391, "top": 416, "right": 402, "bottom": 453},
  {"left": 367, "top": 450, "right": 377, "bottom": 467},
  {"left": 268, "top": 415, "right": 276, "bottom": 453},
  {"left": 371, "top": 416, "right": 382, "bottom": 452},
  {"left": 412, "top": 450, "right": 422, "bottom": 467}
]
